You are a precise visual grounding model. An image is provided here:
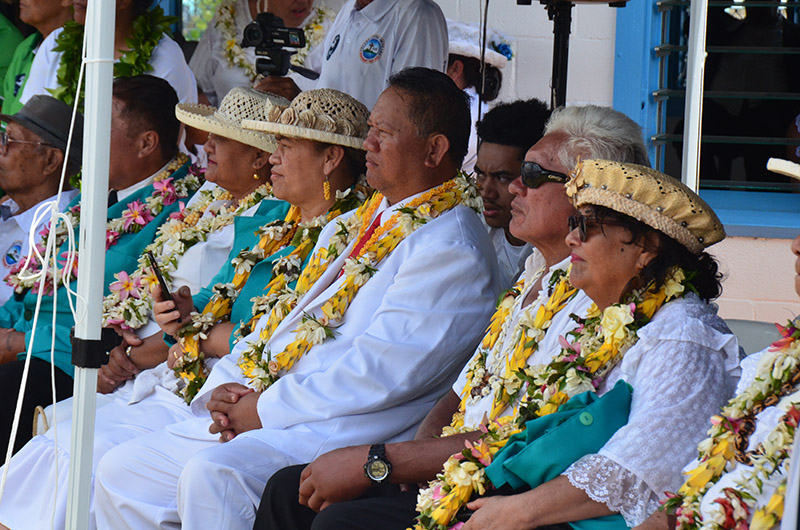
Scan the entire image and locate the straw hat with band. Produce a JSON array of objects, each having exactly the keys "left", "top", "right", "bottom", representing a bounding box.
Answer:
[
  {"left": 241, "top": 89, "right": 370, "bottom": 150},
  {"left": 0, "top": 95, "right": 84, "bottom": 168},
  {"left": 175, "top": 87, "right": 289, "bottom": 153},
  {"left": 565, "top": 159, "right": 726, "bottom": 254}
]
